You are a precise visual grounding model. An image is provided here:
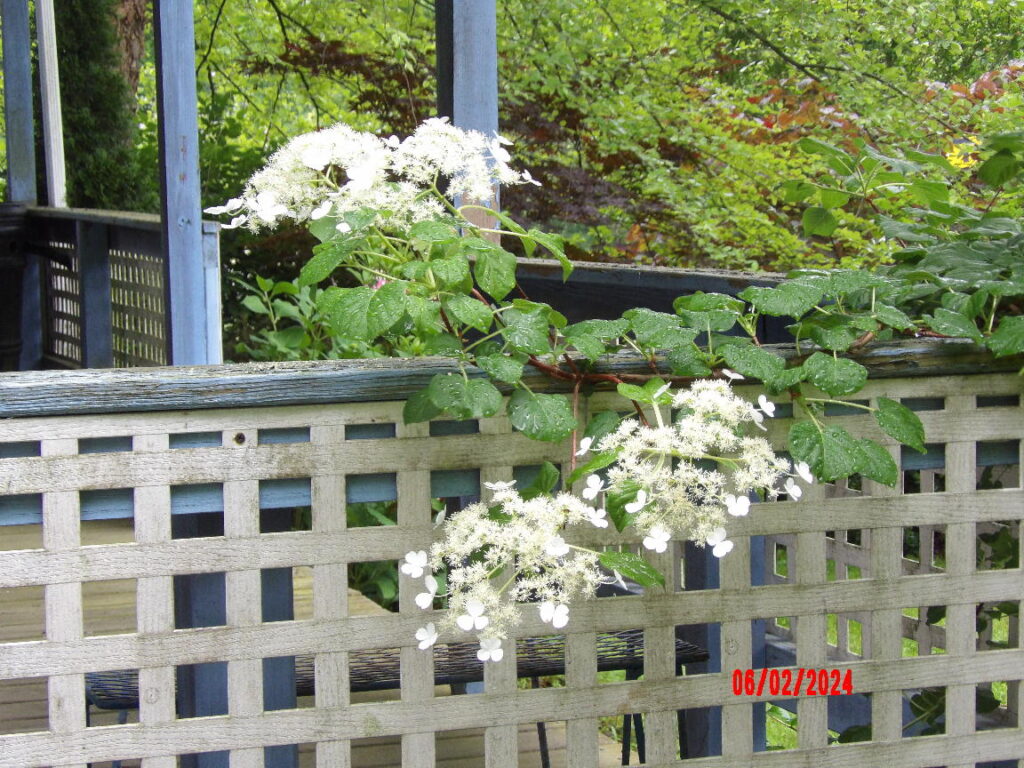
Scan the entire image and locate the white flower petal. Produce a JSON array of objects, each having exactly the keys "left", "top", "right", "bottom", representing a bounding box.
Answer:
[
  {"left": 456, "top": 614, "right": 474, "bottom": 632},
  {"left": 722, "top": 368, "right": 745, "bottom": 381},
  {"left": 785, "top": 478, "right": 803, "bottom": 500},
  {"left": 415, "top": 591, "right": 434, "bottom": 610},
  {"left": 310, "top": 200, "right": 333, "bottom": 220},
  {"left": 336, "top": 222, "right": 352, "bottom": 233},
  {"left": 758, "top": 394, "right": 776, "bottom": 417},
  {"left": 575, "top": 436, "right": 593, "bottom": 456},
  {"left": 706, "top": 527, "right": 727, "bottom": 547},
  {"left": 539, "top": 601, "right": 555, "bottom": 623},
  {"left": 795, "top": 461, "right": 815, "bottom": 484},
  {"left": 551, "top": 605, "right": 569, "bottom": 629},
  {"left": 712, "top": 539, "right": 734, "bottom": 558},
  {"left": 725, "top": 494, "right": 750, "bottom": 517},
  {"left": 415, "top": 623, "right": 438, "bottom": 650},
  {"left": 624, "top": 489, "right": 648, "bottom": 514},
  {"left": 483, "top": 480, "right": 516, "bottom": 491}
]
